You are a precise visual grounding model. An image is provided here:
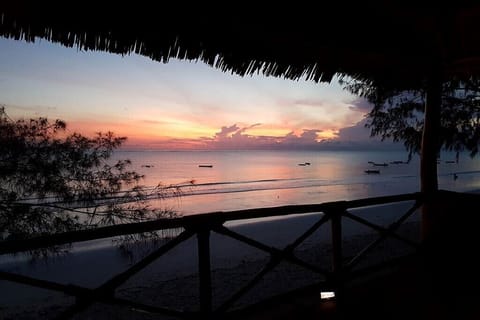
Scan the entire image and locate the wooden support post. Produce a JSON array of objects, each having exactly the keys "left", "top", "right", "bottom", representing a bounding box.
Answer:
[
  {"left": 328, "top": 207, "right": 344, "bottom": 315},
  {"left": 330, "top": 207, "right": 343, "bottom": 296},
  {"left": 197, "top": 229, "right": 212, "bottom": 316},
  {"left": 331, "top": 211, "right": 342, "bottom": 276},
  {"left": 421, "top": 72, "right": 442, "bottom": 243},
  {"left": 421, "top": 74, "right": 441, "bottom": 196}
]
